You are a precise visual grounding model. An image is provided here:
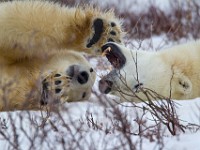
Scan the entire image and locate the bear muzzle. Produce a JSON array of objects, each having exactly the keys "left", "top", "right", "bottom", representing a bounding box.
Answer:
[
  {"left": 99, "top": 78, "right": 113, "bottom": 94},
  {"left": 66, "top": 65, "right": 89, "bottom": 84}
]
